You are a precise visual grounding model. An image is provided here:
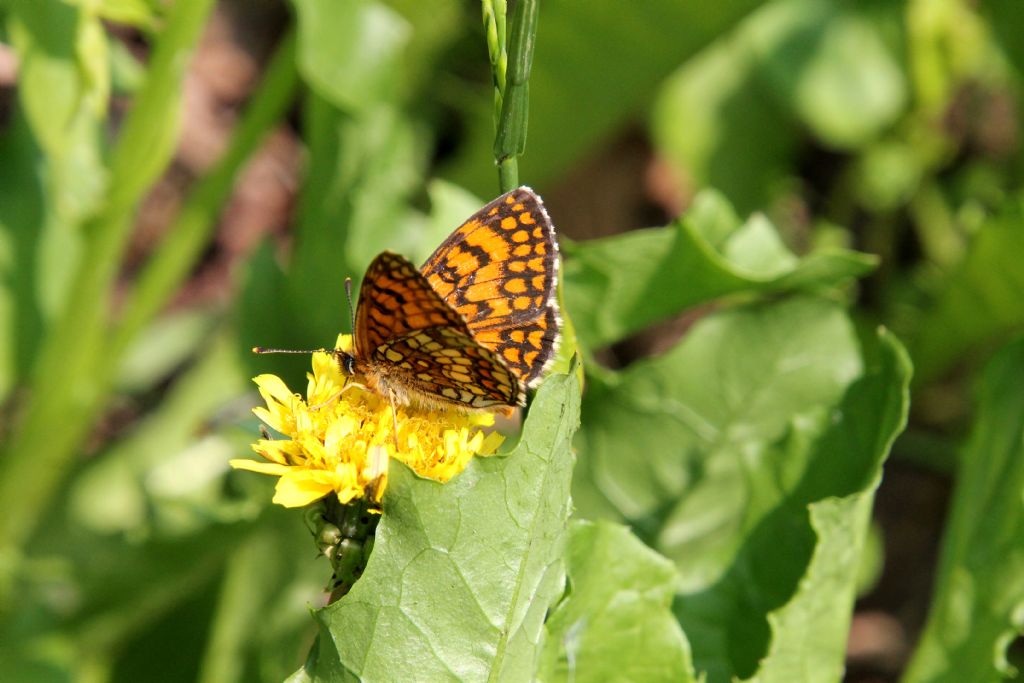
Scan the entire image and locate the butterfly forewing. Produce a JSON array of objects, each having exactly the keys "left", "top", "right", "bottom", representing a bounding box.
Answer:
[
  {"left": 354, "top": 252, "right": 470, "bottom": 356},
  {"left": 422, "top": 187, "right": 559, "bottom": 329},
  {"left": 354, "top": 252, "right": 522, "bottom": 409},
  {"left": 420, "top": 187, "right": 561, "bottom": 387}
]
